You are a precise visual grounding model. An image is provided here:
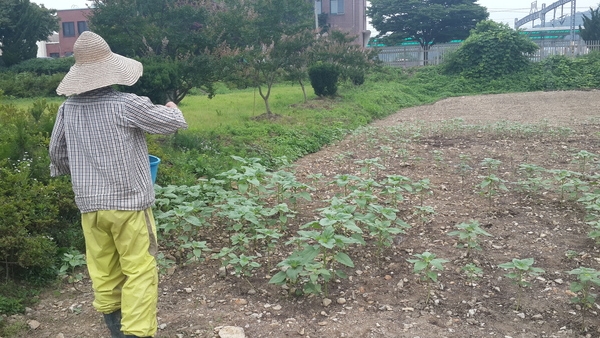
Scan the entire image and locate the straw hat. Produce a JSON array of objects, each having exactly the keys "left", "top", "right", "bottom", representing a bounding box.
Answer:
[{"left": 56, "top": 31, "right": 143, "bottom": 96}]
